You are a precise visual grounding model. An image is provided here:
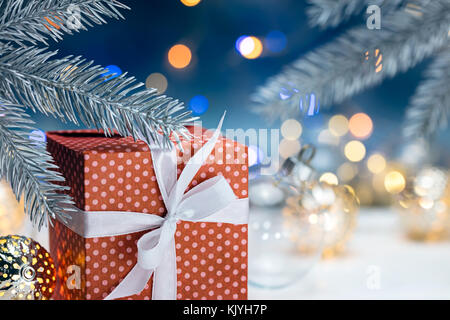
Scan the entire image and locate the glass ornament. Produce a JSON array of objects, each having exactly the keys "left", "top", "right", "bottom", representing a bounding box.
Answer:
[
  {"left": 0, "top": 235, "right": 56, "bottom": 300},
  {"left": 283, "top": 182, "right": 359, "bottom": 258},
  {"left": 248, "top": 205, "right": 324, "bottom": 289},
  {"left": 396, "top": 167, "right": 450, "bottom": 241}
]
